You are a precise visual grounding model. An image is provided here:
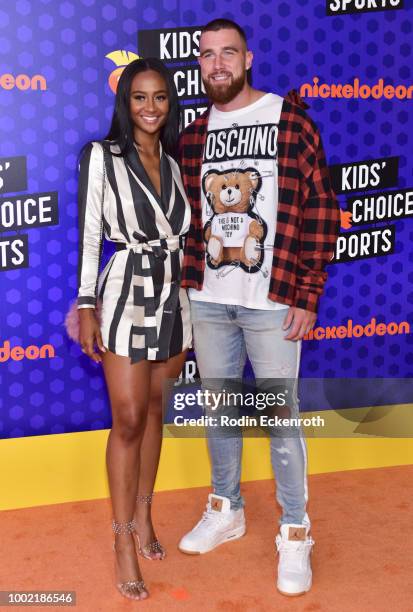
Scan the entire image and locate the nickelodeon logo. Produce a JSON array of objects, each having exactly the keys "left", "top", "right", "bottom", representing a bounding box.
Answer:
[
  {"left": 0, "top": 73, "right": 47, "bottom": 91},
  {"left": 304, "top": 317, "right": 410, "bottom": 341},
  {"left": 301, "top": 77, "right": 413, "bottom": 100},
  {"left": 0, "top": 341, "right": 55, "bottom": 362},
  {"left": 105, "top": 50, "right": 140, "bottom": 93}
]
